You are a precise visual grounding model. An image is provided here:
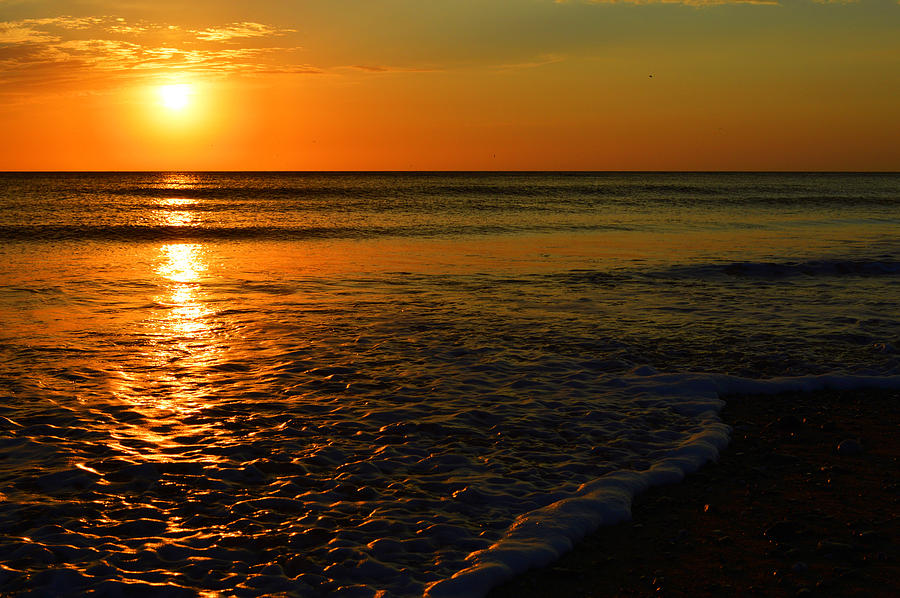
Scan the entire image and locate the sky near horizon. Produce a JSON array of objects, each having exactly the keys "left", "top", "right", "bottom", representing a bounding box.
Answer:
[{"left": 1, "top": 0, "right": 898, "bottom": 171}]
